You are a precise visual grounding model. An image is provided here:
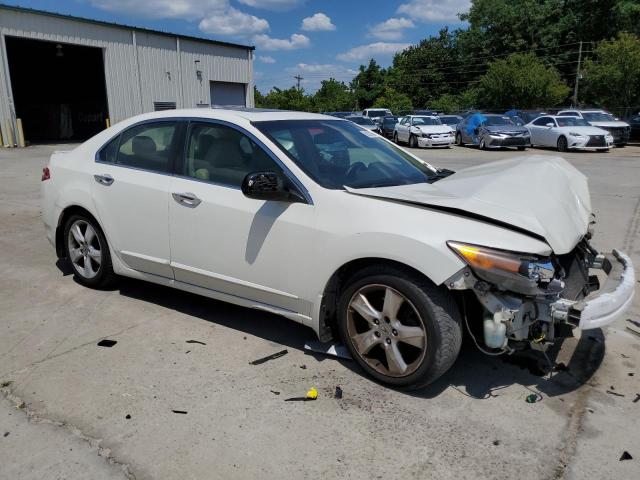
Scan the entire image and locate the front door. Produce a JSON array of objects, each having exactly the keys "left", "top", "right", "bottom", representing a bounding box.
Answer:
[
  {"left": 168, "top": 121, "right": 315, "bottom": 314},
  {"left": 91, "top": 120, "right": 181, "bottom": 278}
]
